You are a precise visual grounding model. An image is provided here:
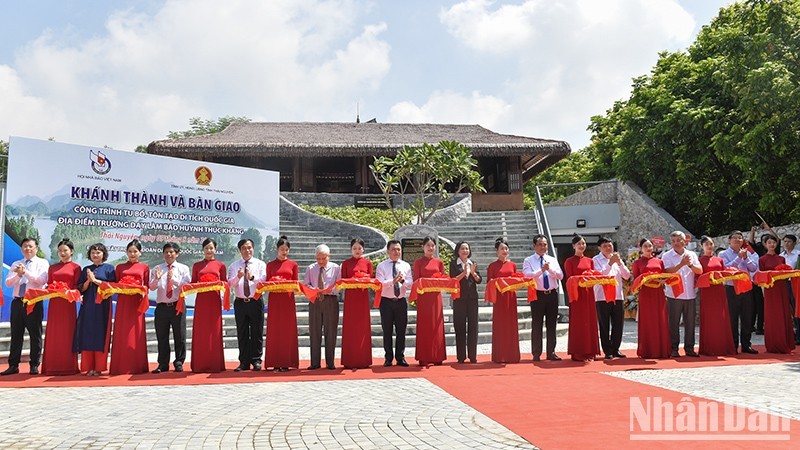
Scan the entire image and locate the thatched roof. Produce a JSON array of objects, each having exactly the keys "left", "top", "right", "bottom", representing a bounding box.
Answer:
[{"left": 148, "top": 122, "right": 570, "bottom": 157}]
